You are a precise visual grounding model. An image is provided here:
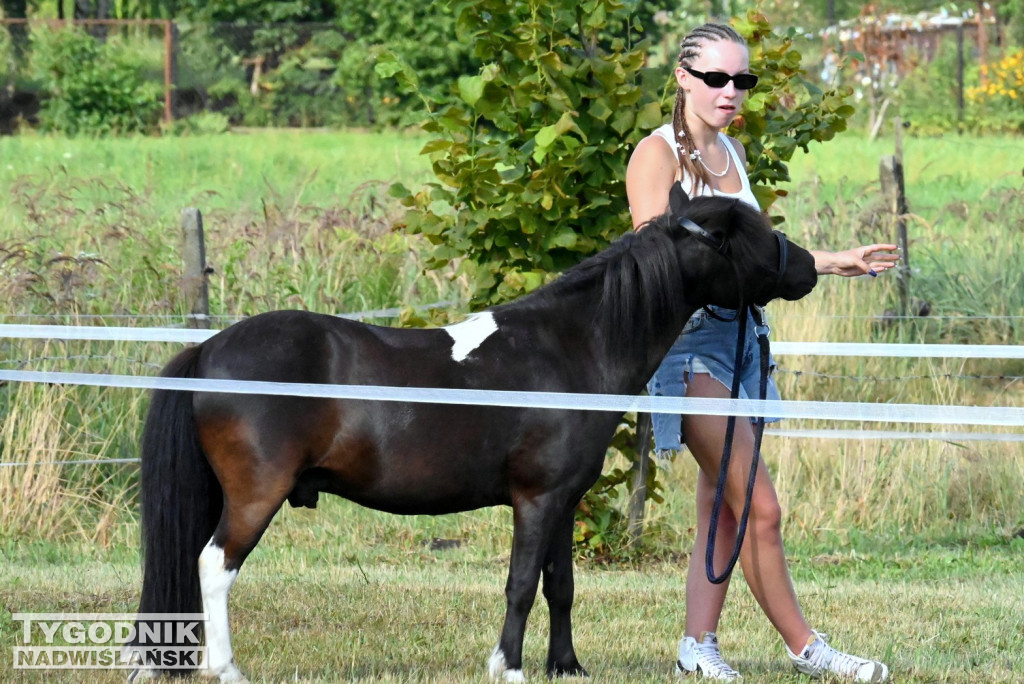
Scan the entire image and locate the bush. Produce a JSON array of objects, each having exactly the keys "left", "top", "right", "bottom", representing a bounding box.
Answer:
[
  {"left": 172, "top": 11, "right": 478, "bottom": 129},
  {"left": 888, "top": 38, "right": 1024, "bottom": 136},
  {"left": 892, "top": 36, "right": 974, "bottom": 136},
  {"left": 31, "top": 26, "right": 162, "bottom": 136},
  {"left": 387, "top": 7, "right": 854, "bottom": 310},
  {"left": 384, "top": 0, "right": 664, "bottom": 310}
]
